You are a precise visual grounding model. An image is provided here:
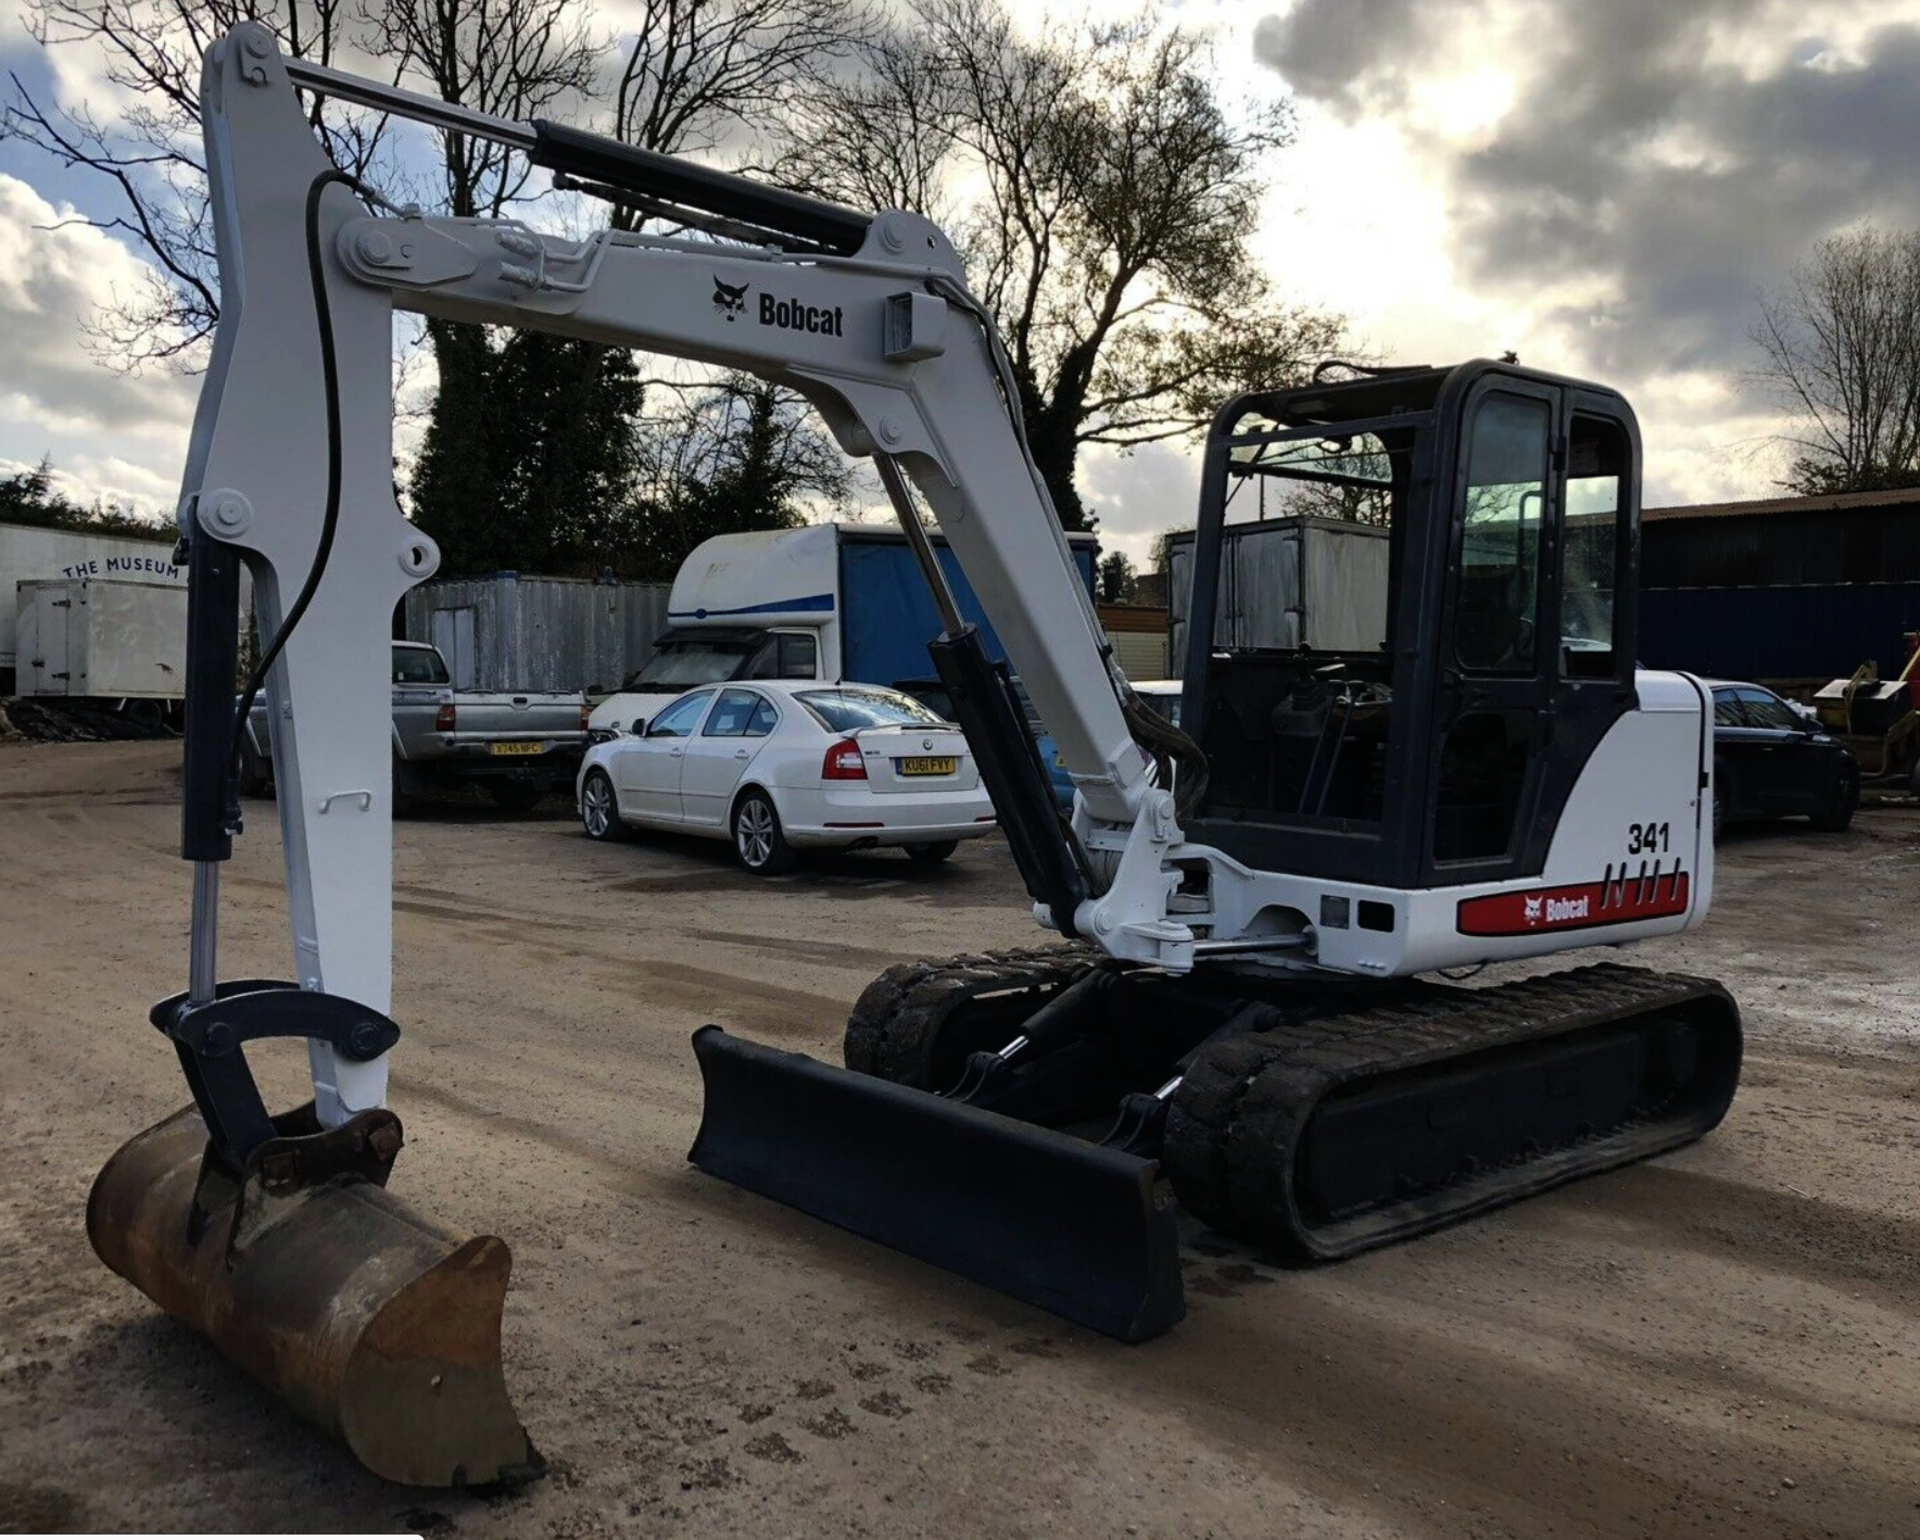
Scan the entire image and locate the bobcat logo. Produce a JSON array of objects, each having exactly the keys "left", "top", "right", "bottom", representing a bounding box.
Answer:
[
  {"left": 1522, "top": 895, "right": 1543, "bottom": 924},
  {"left": 712, "top": 276, "right": 749, "bottom": 321}
]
